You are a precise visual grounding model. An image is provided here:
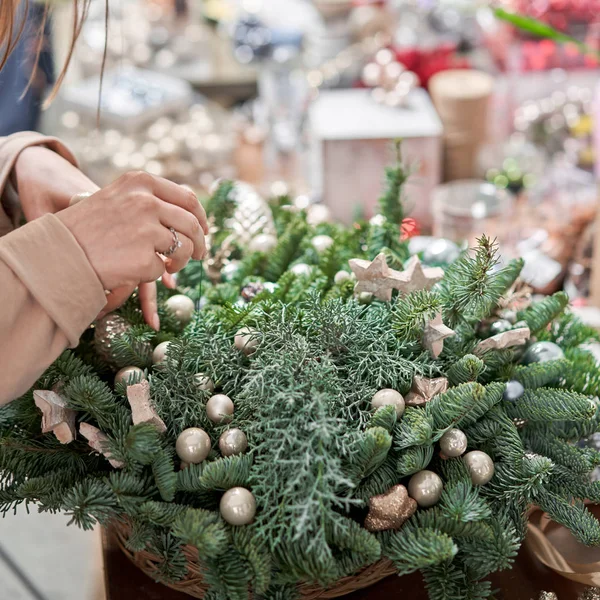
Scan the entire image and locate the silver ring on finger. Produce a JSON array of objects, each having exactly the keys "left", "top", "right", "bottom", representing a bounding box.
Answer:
[{"left": 162, "top": 227, "right": 183, "bottom": 257}]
